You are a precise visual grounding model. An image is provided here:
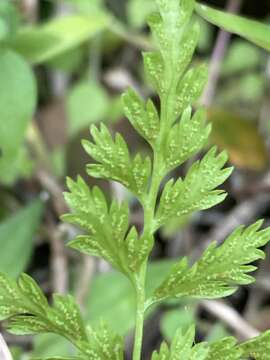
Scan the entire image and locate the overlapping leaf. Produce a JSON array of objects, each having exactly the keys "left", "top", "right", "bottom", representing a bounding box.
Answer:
[
  {"left": 151, "top": 326, "right": 209, "bottom": 360},
  {"left": 153, "top": 221, "right": 270, "bottom": 301},
  {"left": 163, "top": 107, "right": 211, "bottom": 171},
  {"left": 63, "top": 176, "right": 153, "bottom": 273},
  {"left": 155, "top": 147, "right": 232, "bottom": 230},
  {"left": 82, "top": 124, "right": 151, "bottom": 199}
]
